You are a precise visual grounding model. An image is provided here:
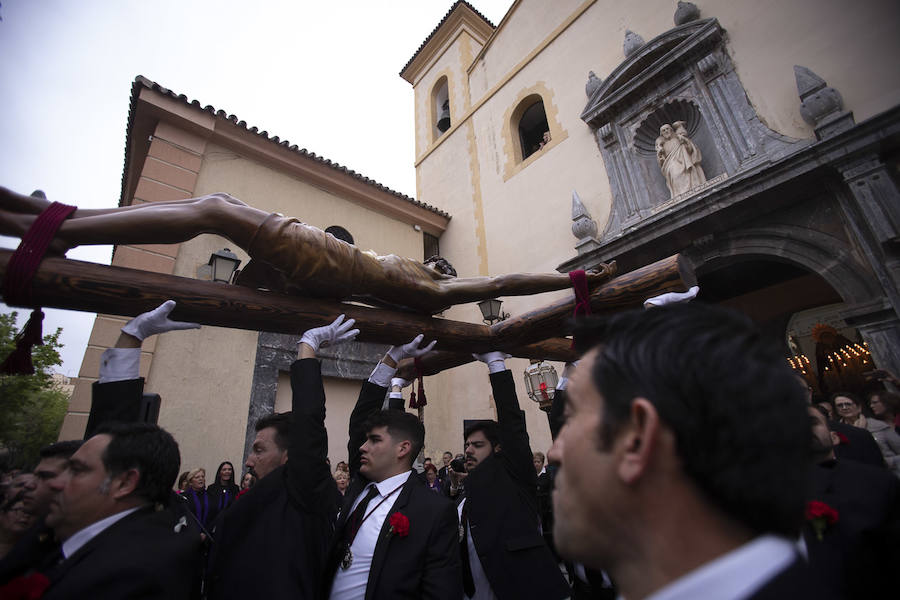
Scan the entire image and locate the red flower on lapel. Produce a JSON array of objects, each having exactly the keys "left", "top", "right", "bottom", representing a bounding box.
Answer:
[
  {"left": 0, "top": 572, "right": 51, "bottom": 599},
  {"left": 805, "top": 500, "right": 839, "bottom": 541},
  {"left": 388, "top": 511, "right": 410, "bottom": 537}
]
